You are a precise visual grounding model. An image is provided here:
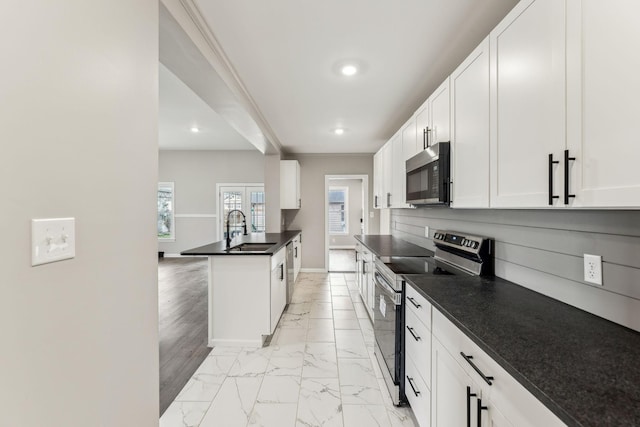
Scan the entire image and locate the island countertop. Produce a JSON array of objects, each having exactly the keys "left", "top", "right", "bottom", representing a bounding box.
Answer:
[{"left": 180, "top": 230, "right": 302, "bottom": 256}]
